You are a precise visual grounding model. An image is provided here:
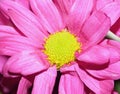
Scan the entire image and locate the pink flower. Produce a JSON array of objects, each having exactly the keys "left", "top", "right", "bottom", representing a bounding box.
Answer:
[{"left": 0, "top": 0, "right": 120, "bottom": 94}]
